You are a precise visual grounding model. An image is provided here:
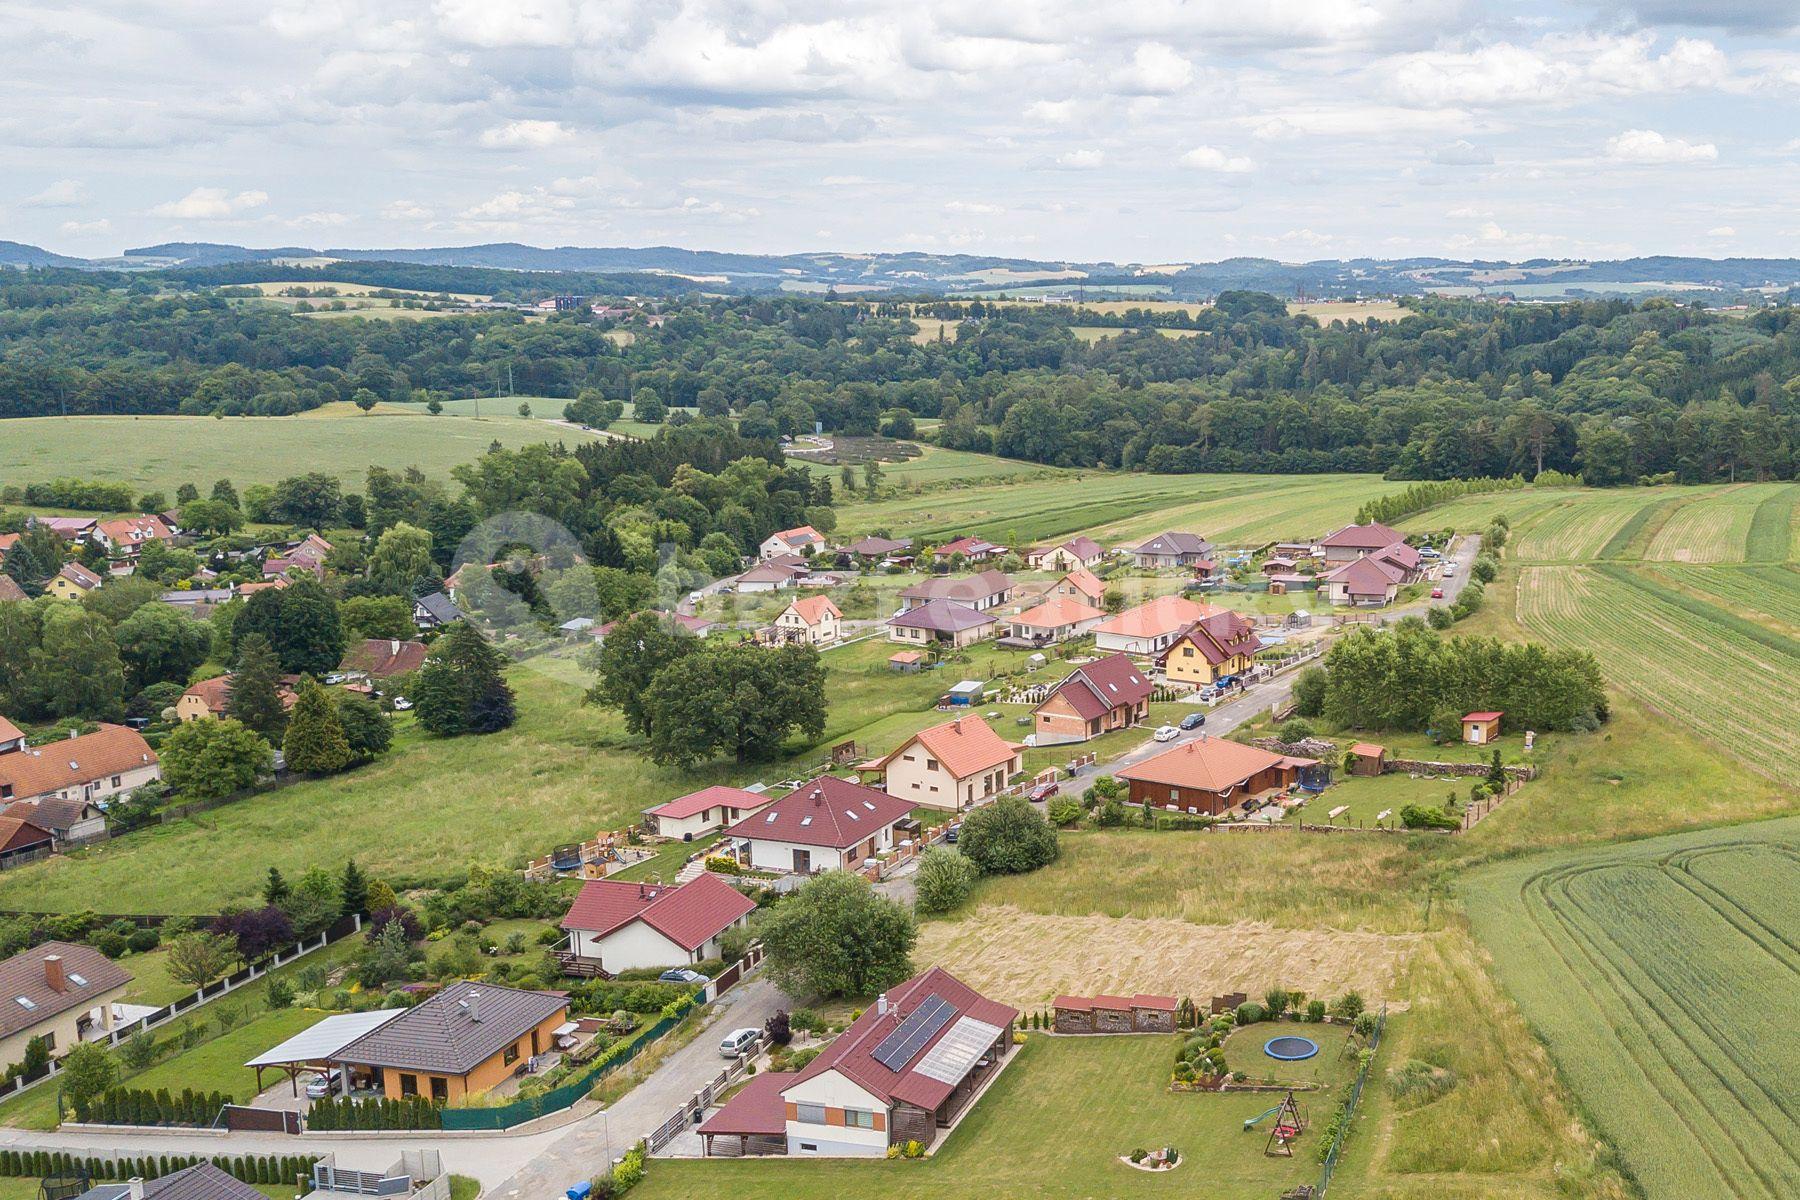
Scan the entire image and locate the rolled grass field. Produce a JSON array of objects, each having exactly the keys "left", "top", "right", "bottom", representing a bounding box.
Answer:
[{"left": 1465, "top": 817, "right": 1800, "bottom": 1200}]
